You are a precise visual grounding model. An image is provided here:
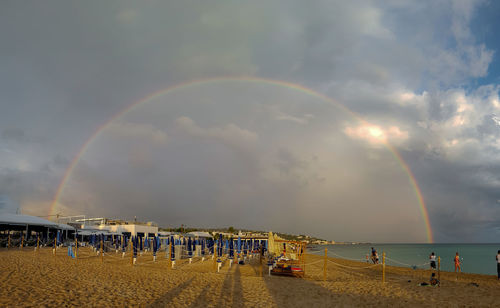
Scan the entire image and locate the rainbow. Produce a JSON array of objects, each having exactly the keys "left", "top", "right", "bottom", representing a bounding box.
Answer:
[{"left": 50, "top": 76, "right": 433, "bottom": 243}]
